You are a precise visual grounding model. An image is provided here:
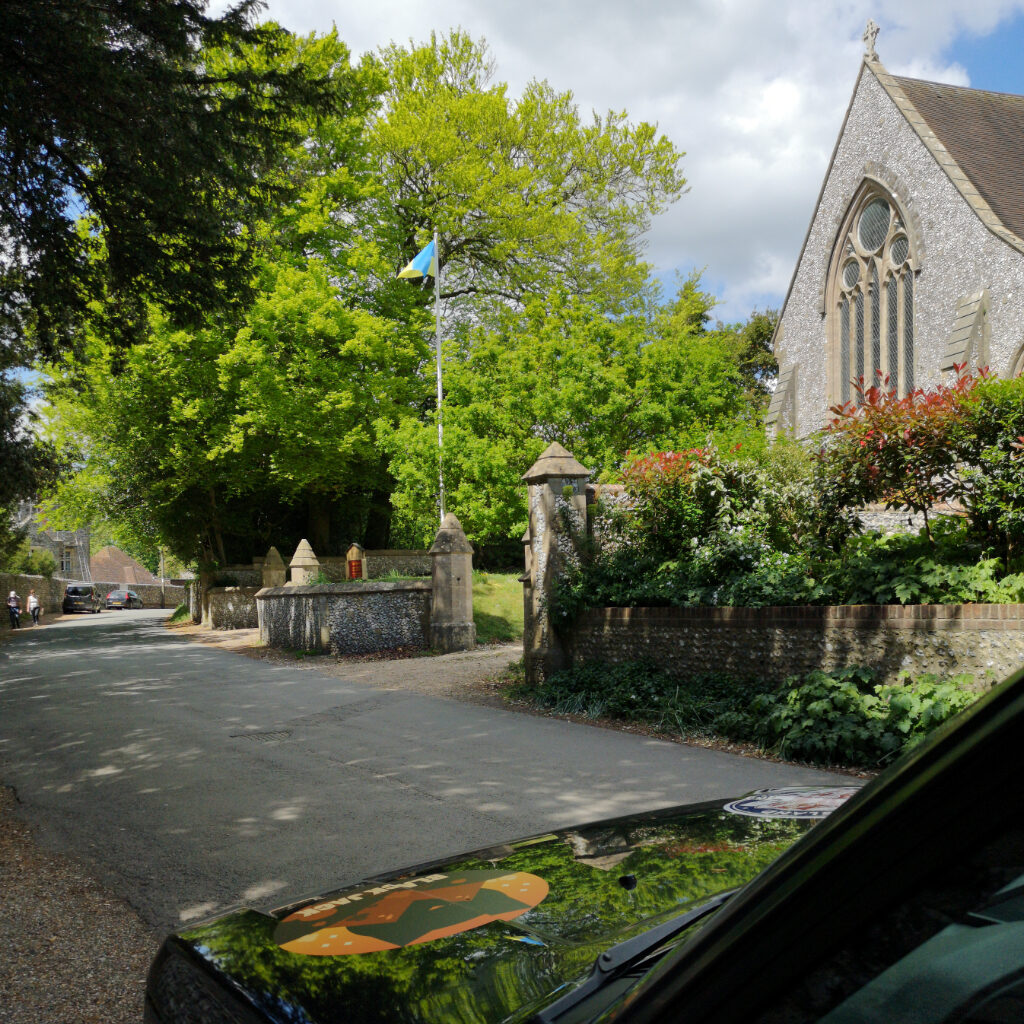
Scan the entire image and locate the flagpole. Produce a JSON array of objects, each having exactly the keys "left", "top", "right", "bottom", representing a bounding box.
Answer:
[{"left": 434, "top": 229, "right": 444, "bottom": 523}]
